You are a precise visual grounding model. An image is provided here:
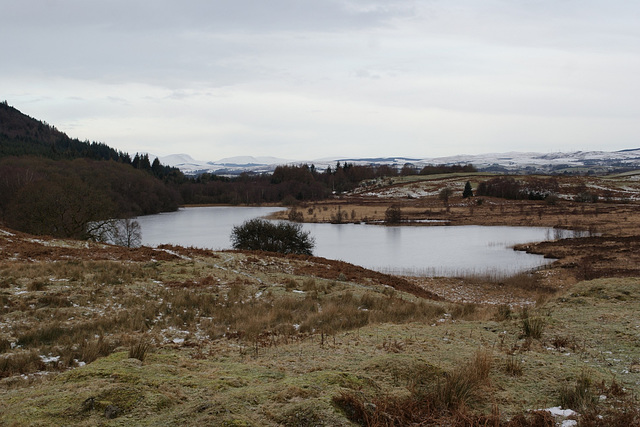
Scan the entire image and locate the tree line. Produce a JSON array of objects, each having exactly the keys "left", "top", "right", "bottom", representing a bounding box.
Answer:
[
  {"left": 0, "top": 155, "right": 479, "bottom": 239},
  {"left": 1, "top": 101, "right": 480, "bottom": 241},
  {"left": 475, "top": 176, "right": 559, "bottom": 200},
  {"left": 0, "top": 156, "right": 180, "bottom": 240},
  {"left": 179, "top": 162, "right": 477, "bottom": 205}
]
